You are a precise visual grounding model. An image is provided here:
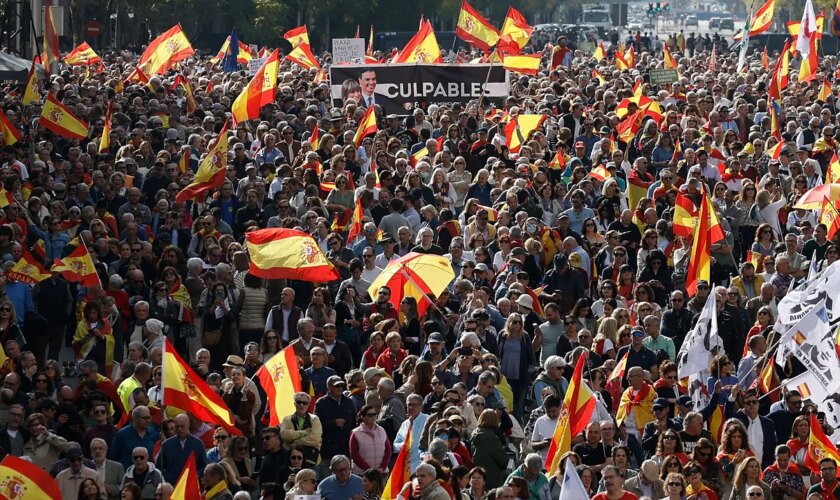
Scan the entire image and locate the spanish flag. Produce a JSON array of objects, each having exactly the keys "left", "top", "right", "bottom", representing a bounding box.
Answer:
[
  {"left": 498, "top": 7, "right": 533, "bottom": 55},
  {"left": 709, "top": 404, "right": 726, "bottom": 442},
  {"left": 605, "top": 352, "right": 628, "bottom": 412},
  {"left": 256, "top": 346, "right": 303, "bottom": 426},
  {"left": 593, "top": 41, "right": 606, "bottom": 61},
  {"left": 310, "top": 126, "right": 320, "bottom": 150},
  {"left": 40, "top": 93, "right": 90, "bottom": 140},
  {"left": 821, "top": 197, "right": 840, "bottom": 239},
  {"left": 99, "top": 100, "right": 113, "bottom": 154},
  {"left": 615, "top": 46, "right": 630, "bottom": 70},
  {"left": 592, "top": 68, "right": 606, "bottom": 84},
  {"left": 819, "top": 77, "right": 833, "bottom": 101},
  {"left": 505, "top": 114, "right": 546, "bottom": 154},
  {"left": 762, "top": 46, "right": 770, "bottom": 70},
  {"left": 747, "top": 0, "right": 776, "bottom": 36},
  {"left": 768, "top": 40, "right": 790, "bottom": 100},
  {"left": 0, "top": 453, "right": 61, "bottom": 498},
  {"left": 64, "top": 41, "right": 101, "bottom": 66},
  {"left": 162, "top": 338, "right": 242, "bottom": 435},
  {"left": 0, "top": 188, "right": 14, "bottom": 209},
  {"left": 663, "top": 45, "right": 677, "bottom": 69},
  {"left": 231, "top": 49, "right": 279, "bottom": 126},
  {"left": 283, "top": 25, "right": 310, "bottom": 48},
  {"left": 52, "top": 237, "right": 100, "bottom": 288},
  {"left": 756, "top": 357, "right": 779, "bottom": 402},
  {"left": 686, "top": 194, "right": 712, "bottom": 296},
  {"left": 347, "top": 197, "right": 365, "bottom": 245},
  {"left": 175, "top": 121, "right": 230, "bottom": 203},
  {"left": 589, "top": 166, "right": 611, "bottom": 182},
  {"left": 136, "top": 24, "right": 195, "bottom": 76},
  {"left": 455, "top": 0, "right": 499, "bottom": 51},
  {"left": 503, "top": 53, "right": 541, "bottom": 75},
  {"left": 394, "top": 19, "right": 442, "bottom": 63},
  {"left": 549, "top": 150, "right": 567, "bottom": 170},
  {"left": 211, "top": 36, "right": 255, "bottom": 64},
  {"left": 545, "top": 353, "right": 596, "bottom": 475},
  {"left": 286, "top": 43, "right": 320, "bottom": 70},
  {"left": 0, "top": 112, "right": 22, "bottom": 146},
  {"left": 805, "top": 412, "right": 840, "bottom": 473},
  {"left": 22, "top": 59, "right": 39, "bottom": 105},
  {"left": 245, "top": 228, "right": 340, "bottom": 282},
  {"left": 798, "top": 33, "right": 819, "bottom": 83},
  {"left": 382, "top": 426, "right": 412, "bottom": 500},
  {"left": 828, "top": 153, "right": 840, "bottom": 183},
  {"left": 627, "top": 169, "right": 651, "bottom": 214},
  {"left": 673, "top": 192, "right": 698, "bottom": 238},
  {"left": 177, "top": 148, "right": 190, "bottom": 175},
  {"left": 8, "top": 250, "right": 50, "bottom": 285},
  {"left": 42, "top": 0, "right": 60, "bottom": 73},
  {"left": 411, "top": 147, "right": 430, "bottom": 167},
  {"left": 353, "top": 106, "right": 378, "bottom": 146},
  {"left": 171, "top": 453, "right": 201, "bottom": 499}
]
